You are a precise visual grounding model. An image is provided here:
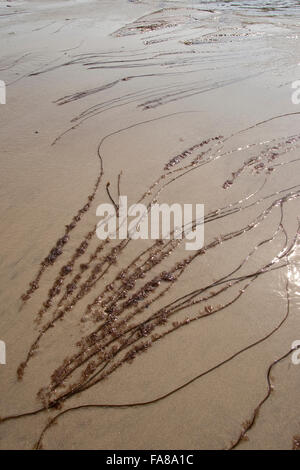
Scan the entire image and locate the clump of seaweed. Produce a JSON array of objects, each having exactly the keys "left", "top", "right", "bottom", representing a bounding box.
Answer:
[
  {"left": 293, "top": 436, "right": 300, "bottom": 450},
  {"left": 1, "top": 112, "right": 300, "bottom": 450}
]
